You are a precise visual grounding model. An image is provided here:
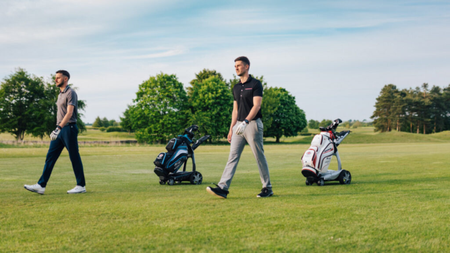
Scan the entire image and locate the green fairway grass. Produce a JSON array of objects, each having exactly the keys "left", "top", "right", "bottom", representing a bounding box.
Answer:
[{"left": 1, "top": 140, "right": 450, "bottom": 252}]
